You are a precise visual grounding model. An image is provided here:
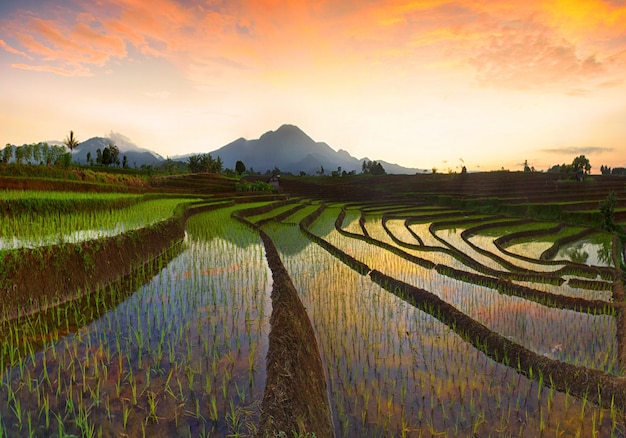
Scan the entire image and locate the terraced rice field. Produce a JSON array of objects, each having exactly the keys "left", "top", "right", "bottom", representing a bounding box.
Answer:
[{"left": 1, "top": 191, "right": 625, "bottom": 437}]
